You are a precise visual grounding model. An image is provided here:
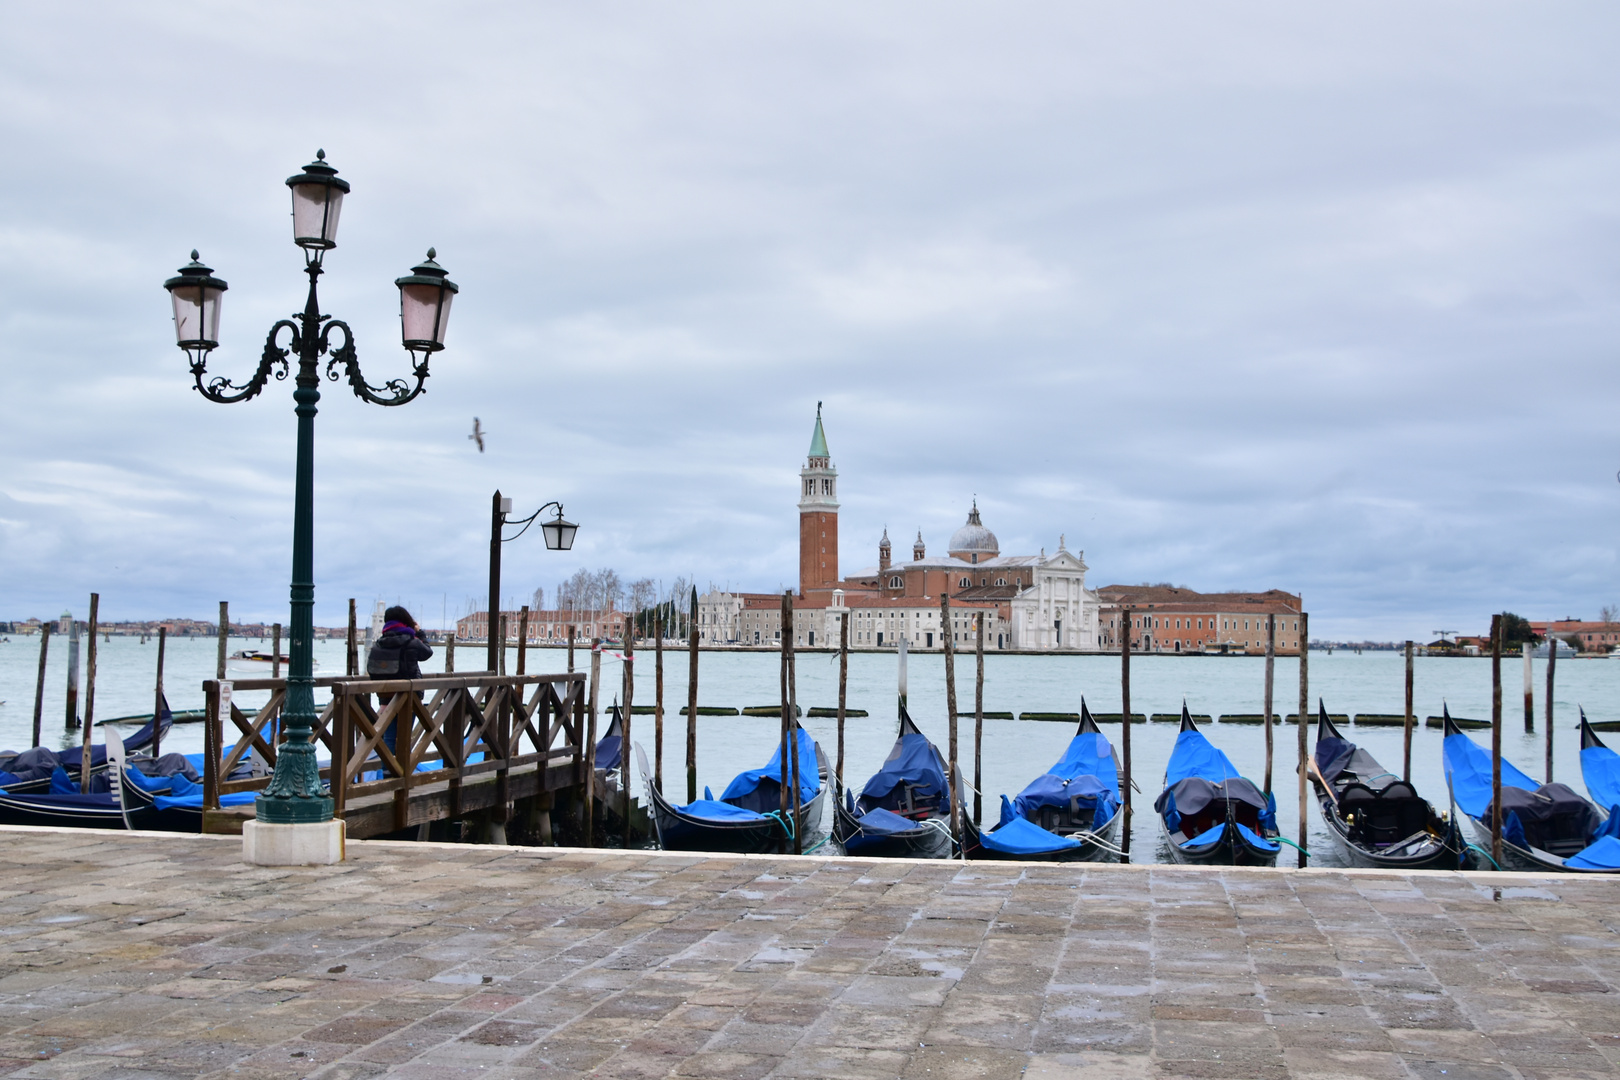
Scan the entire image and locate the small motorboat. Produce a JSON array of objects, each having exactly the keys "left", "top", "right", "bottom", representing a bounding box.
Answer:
[
  {"left": 1154, "top": 703, "right": 1280, "bottom": 865},
  {"left": 638, "top": 723, "right": 827, "bottom": 854},
  {"left": 832, "top": 704, "right": 959, "bottom": 860},
  {"left": 1310, "top": 701, "right": 1463, "bottom": 870},
  {"left": 231, "top": 649, "right": 292, "bottom": 664},
  {"left": 961, "top": 700, "right": 1123, "bottom": 862},
  {"left": 1442, "top": 709, "right": 1620, "bottom": 872}
]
